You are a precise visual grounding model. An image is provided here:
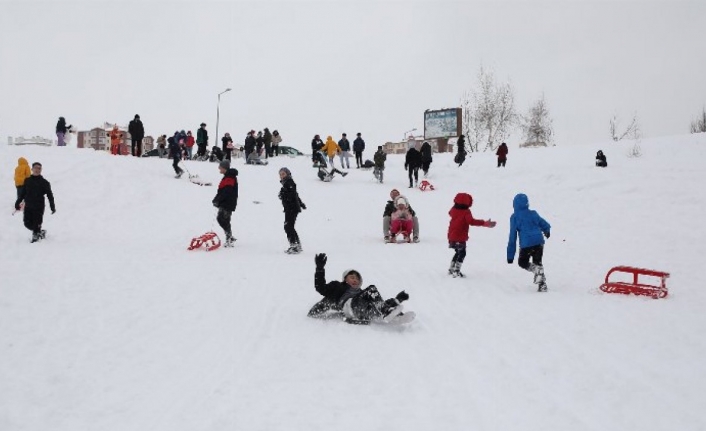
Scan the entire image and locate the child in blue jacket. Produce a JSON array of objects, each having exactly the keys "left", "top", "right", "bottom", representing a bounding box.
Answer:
[{"left": 507, "top": 193, "right": 551, "bottom": 292}]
